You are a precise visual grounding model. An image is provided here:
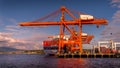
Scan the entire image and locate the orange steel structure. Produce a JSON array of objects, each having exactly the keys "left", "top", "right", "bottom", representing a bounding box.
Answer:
[
  {"left": 19, "top": 6, "right": 107, "bottom": 53},
  {"left": 44, "top": 34, "right": 94, "bottom": 46}
]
